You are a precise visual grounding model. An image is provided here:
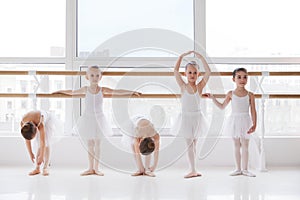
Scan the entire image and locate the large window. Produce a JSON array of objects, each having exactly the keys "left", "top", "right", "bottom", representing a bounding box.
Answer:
[
  {"left": 0, "top": 0, "right": 66, "bottom": 57},
  {"left": 209, "top": 64, "right": 300, "bottom": 136},
  {"left": 77, "top": 0, "right": 194, "bottom": 57},
  {"left": 0, "top": 64, "right": 67, "bottom": 136},
  {"left": 206, "top": 0, "right": 300, "bottom": 57},
  {"left": 0, "top": 1, "right": 299, "bottom": 137}
]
